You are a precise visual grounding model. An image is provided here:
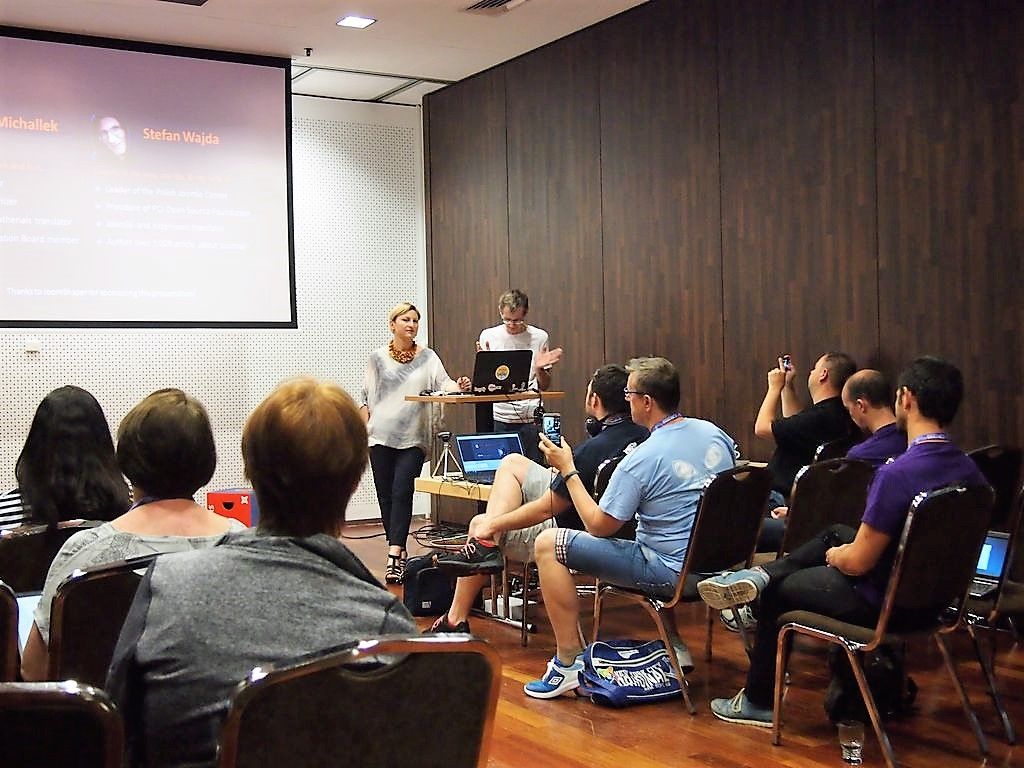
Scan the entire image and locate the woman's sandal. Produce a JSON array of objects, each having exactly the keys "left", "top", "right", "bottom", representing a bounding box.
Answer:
[{"left": 385, "top": 552, "right": 404, "bottom": 584}]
